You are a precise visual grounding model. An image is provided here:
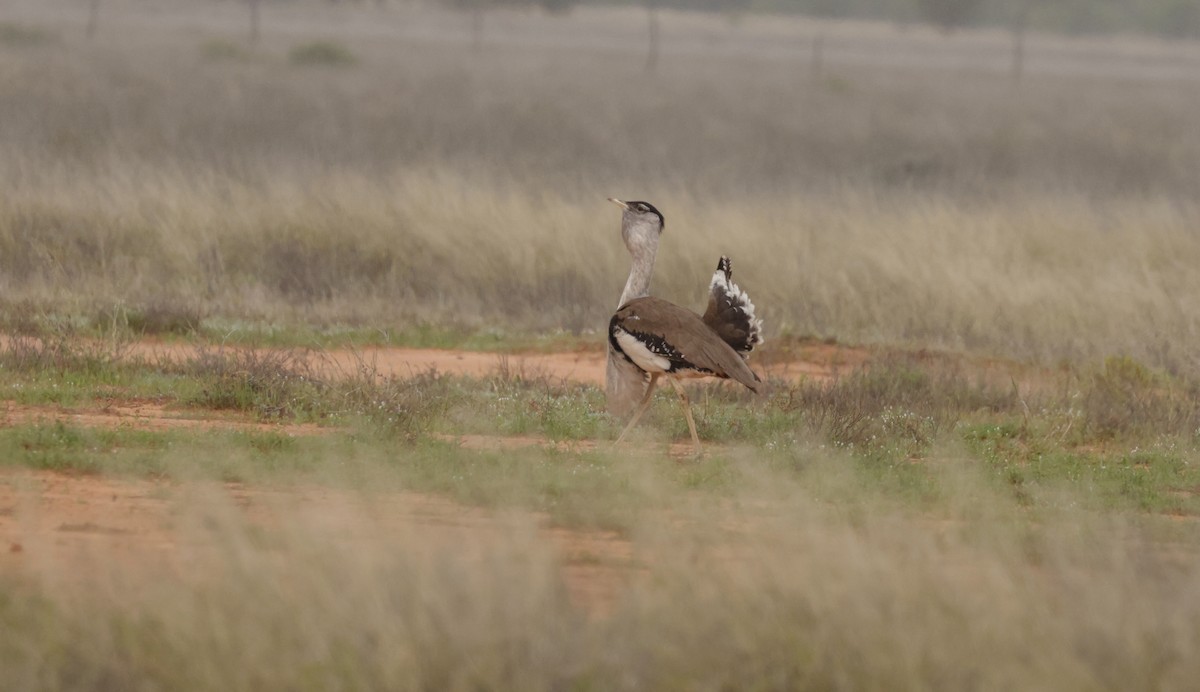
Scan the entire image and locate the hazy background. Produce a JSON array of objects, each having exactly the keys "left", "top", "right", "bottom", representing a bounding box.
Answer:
[{"left": 2, "top": 0, "right": 1199, "bottom": 369}]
